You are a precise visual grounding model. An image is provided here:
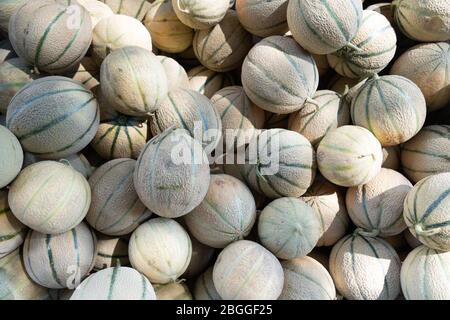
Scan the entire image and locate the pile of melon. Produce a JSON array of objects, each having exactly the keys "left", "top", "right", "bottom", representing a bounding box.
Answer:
[{"left": 0, "top": 0, "right": 449, "bottom": 301}]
